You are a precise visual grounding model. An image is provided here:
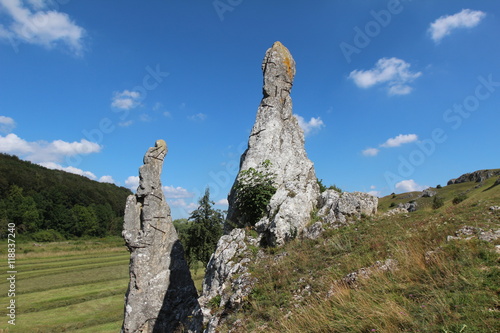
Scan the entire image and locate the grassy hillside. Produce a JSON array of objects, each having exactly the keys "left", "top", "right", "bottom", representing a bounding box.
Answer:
[
  {"left": 0, "top": 237, "right": 205, "bottom": 332},
  {"left": 219, "top": 174, "right": 500, "bottom": 332}
]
